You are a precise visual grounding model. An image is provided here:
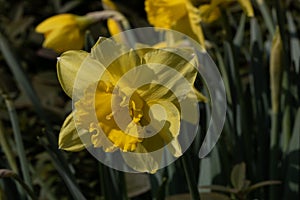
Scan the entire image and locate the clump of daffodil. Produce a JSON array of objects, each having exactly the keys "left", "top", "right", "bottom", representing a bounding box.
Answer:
[
  {"left": 145, "top": 0, "right": 205, "bottom": 47},
  {"left": 57, "top": 37, "right": 206, "bottom": 173},
  {"left": 35, "top": 14, "right": 97, "bottom": 53}
]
